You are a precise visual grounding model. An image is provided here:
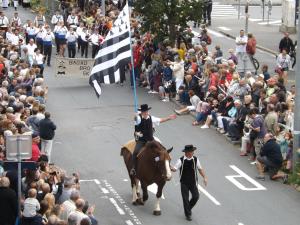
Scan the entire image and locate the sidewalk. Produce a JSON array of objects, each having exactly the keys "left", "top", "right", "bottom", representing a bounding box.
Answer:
[{"left": 210, "top": 16, "right": 297, "bottom": 55}]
